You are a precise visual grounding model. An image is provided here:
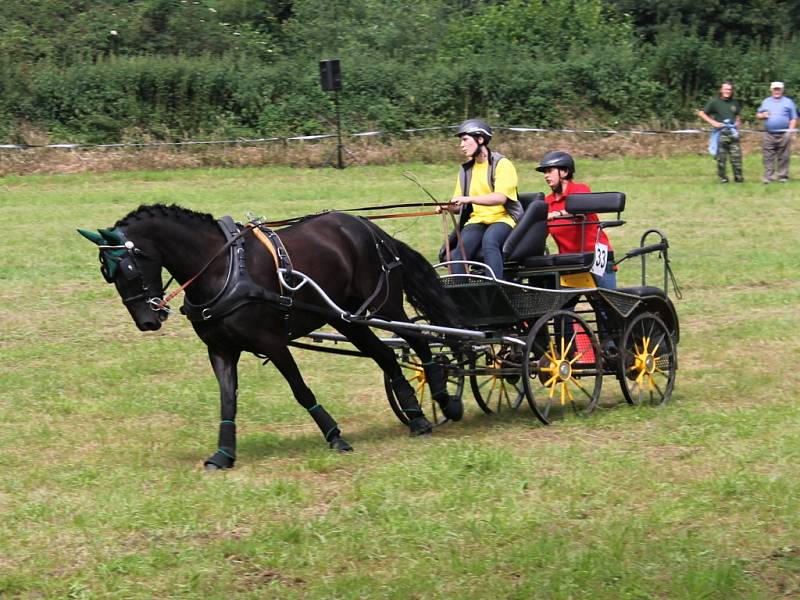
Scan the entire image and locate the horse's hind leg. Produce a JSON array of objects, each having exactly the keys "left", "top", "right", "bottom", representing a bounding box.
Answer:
[
  {"left": 267, "top": 344, "right": 353, "bottom": 452},
  {"left": 205, "top": 347, "right": 241, "bottom": 470},
  {"left": 404, "top": 334, "right": 464, "bottom": 422},
  {"left": 331, "top": 321, "right": 434, "bottom": 436}
]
